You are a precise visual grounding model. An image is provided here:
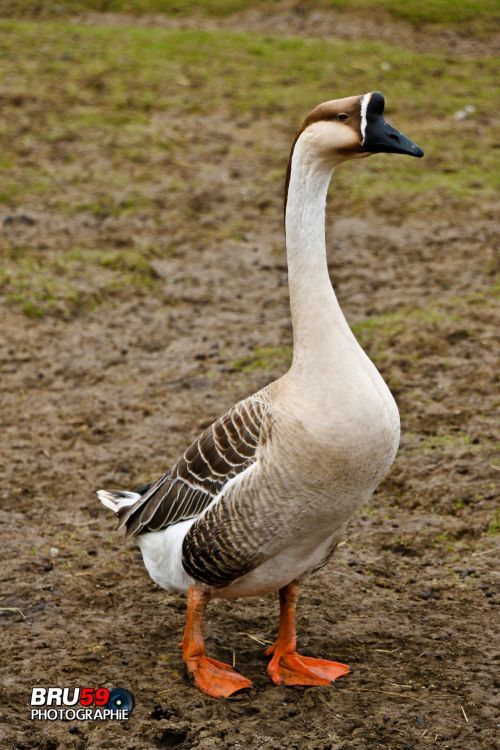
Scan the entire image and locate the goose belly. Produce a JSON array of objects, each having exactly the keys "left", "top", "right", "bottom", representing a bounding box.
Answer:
[{"left": 216, "top": 529, "right": 340, "bottom": 599}]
